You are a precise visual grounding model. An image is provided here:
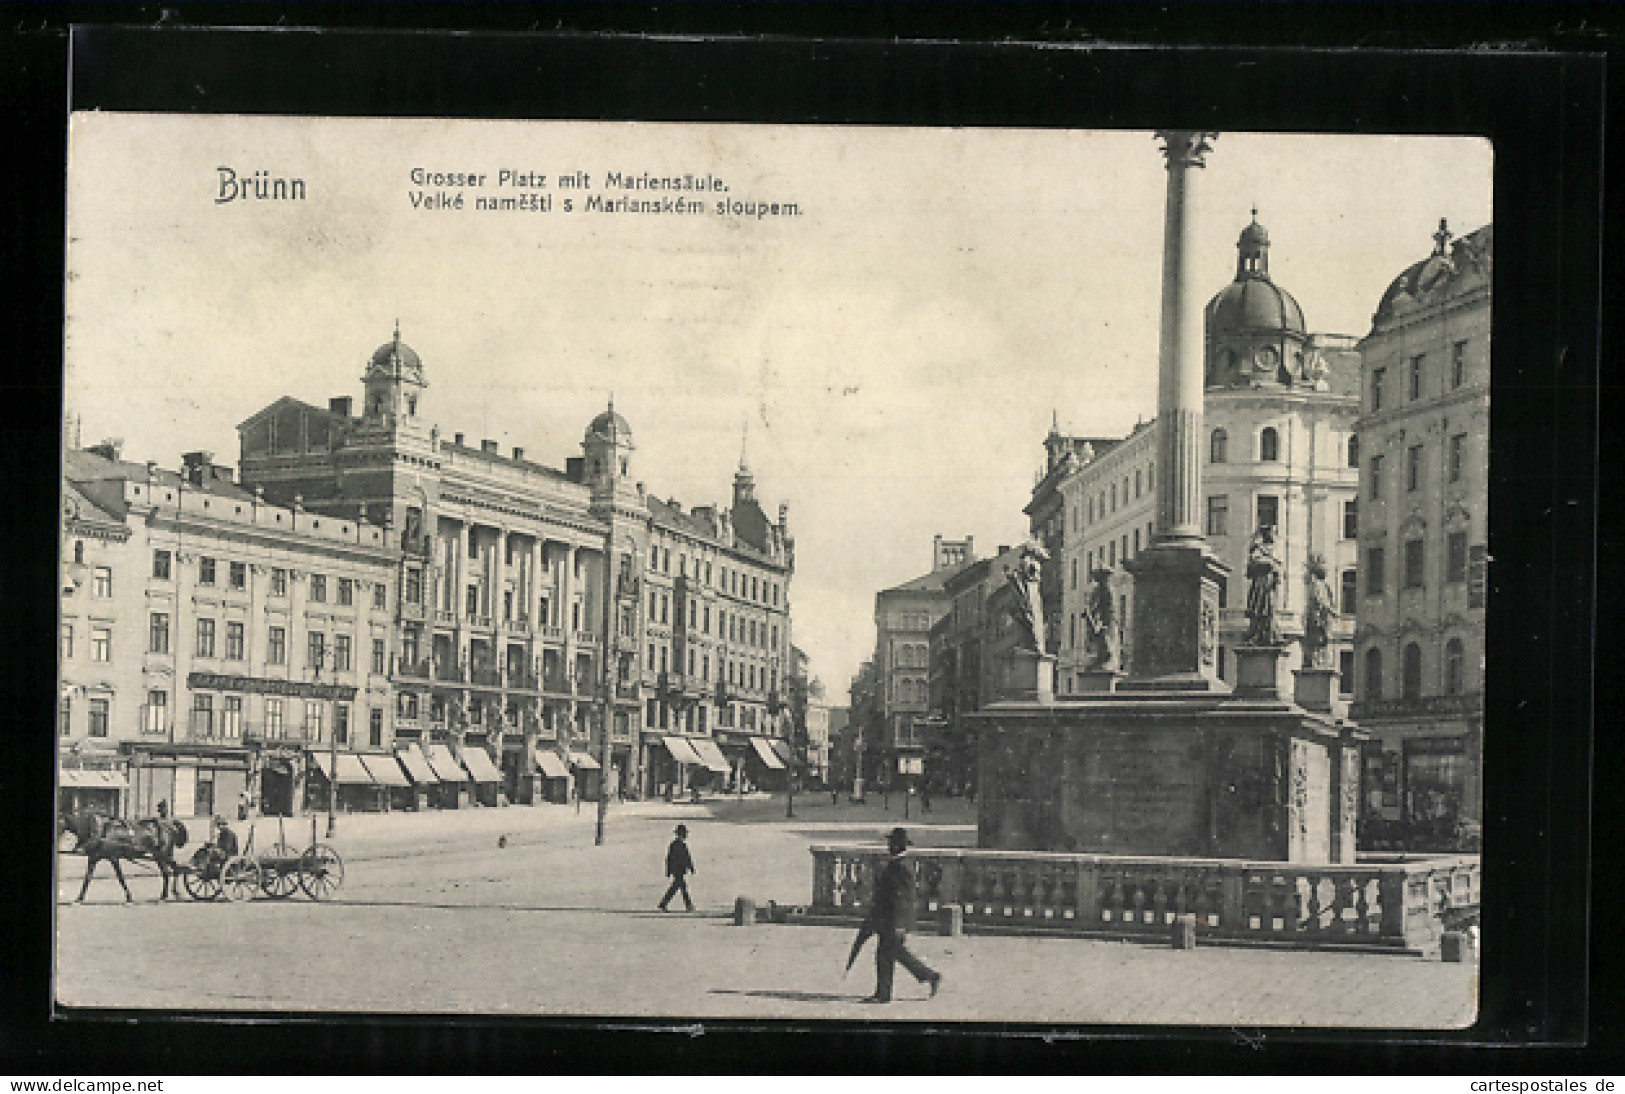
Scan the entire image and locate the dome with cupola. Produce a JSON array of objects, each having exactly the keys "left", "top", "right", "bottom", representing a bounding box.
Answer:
[
  {"left": 364, "top": 324, "right": 425, "bottom": 385},
  {"left": 585, "top": 404, "right": 633, "bottom": 447},
  {"left": 1205, "top": 212, "right": 1311, "bottom": 389},
  {"left": 1371, "top": 220, "right": 1492, "bottom": 328}
]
